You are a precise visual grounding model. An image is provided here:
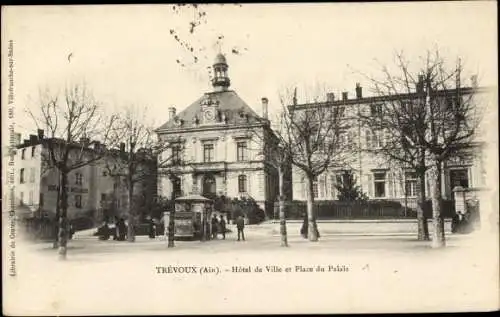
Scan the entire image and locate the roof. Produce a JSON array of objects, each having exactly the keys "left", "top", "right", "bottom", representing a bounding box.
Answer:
[
  {"left": 291, "top": 86, "right": 488, "bottom": 110},
  {"left": 214, "top": 53, "right": 227, "bottom": 65},
  {"left": 156, "top": 90, "right": 264, "bottom": 131}
]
